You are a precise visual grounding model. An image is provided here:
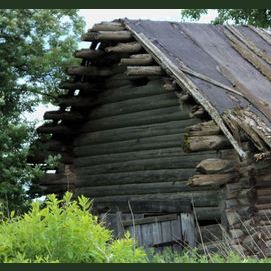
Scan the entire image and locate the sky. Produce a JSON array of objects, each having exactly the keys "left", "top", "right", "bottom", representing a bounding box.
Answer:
[{"left": 28, "top": 9, "right": 217, "bottom": 124}]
